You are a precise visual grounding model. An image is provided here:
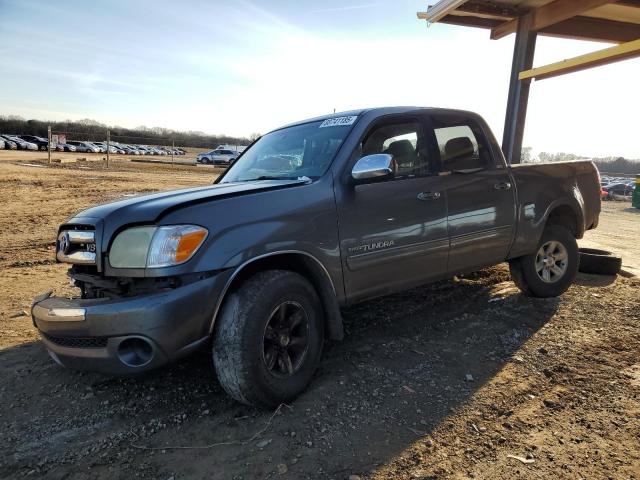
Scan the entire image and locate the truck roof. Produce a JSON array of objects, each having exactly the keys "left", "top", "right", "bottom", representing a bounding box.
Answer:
[{"left": 275, "top": 106, "right": 480, "bottom": 132}]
